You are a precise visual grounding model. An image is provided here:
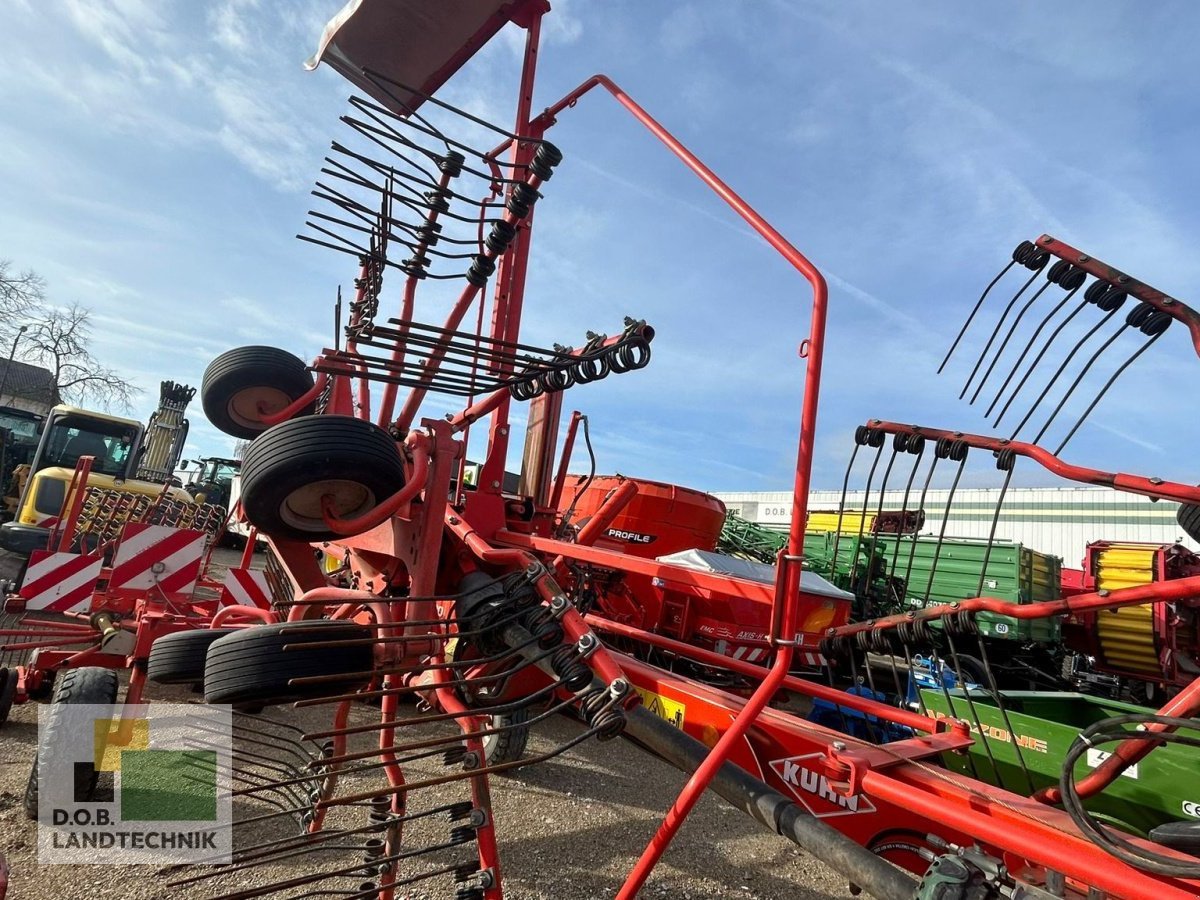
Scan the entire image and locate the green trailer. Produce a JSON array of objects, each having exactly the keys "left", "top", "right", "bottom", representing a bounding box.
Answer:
[
  {"left": 921, "top": 689, "right": 1199, "bottom": 837},
  {"left": 874, "top": 535, "right": 1061, "bottom": 643},
  {"left": 799, "top": 532, "right": 1061, "bottom": 642}
]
